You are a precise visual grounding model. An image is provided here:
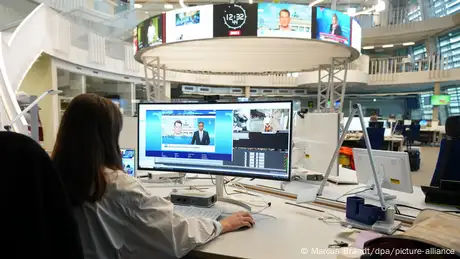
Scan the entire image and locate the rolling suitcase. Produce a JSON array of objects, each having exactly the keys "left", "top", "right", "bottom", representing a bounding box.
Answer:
[
  {"left": 405, "top": 149, "right": 420, "bottom": 171},
  {"left": 405, "top": 134, "right": 420, "bottom": 172}
]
